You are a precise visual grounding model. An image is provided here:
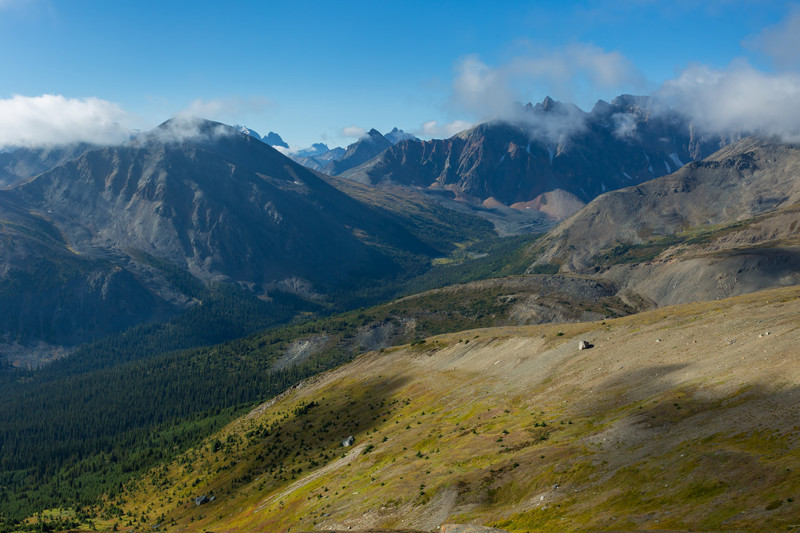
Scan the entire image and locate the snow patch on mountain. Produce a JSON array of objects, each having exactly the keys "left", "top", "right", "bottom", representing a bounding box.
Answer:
[{"left": 669, "top": 152, "right": 684, "bottom": 168}]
